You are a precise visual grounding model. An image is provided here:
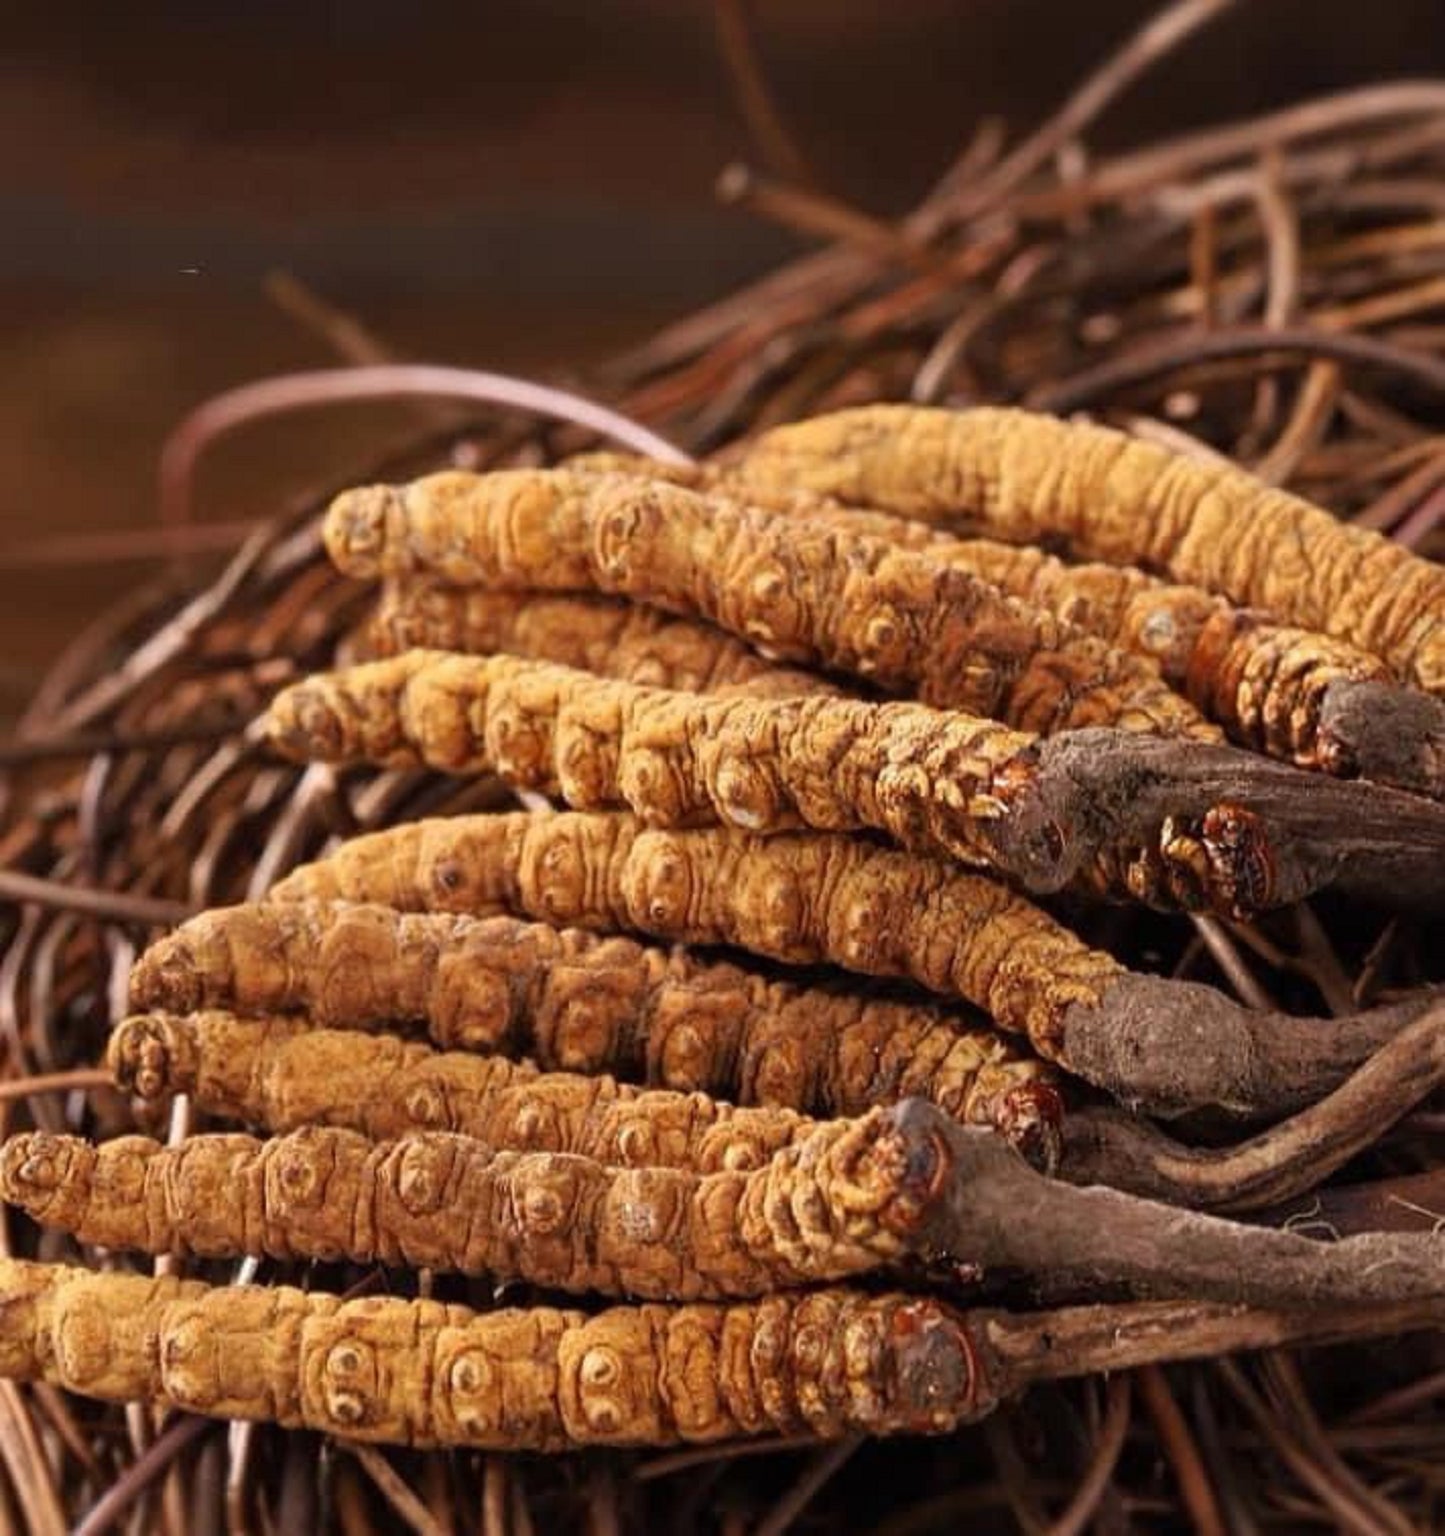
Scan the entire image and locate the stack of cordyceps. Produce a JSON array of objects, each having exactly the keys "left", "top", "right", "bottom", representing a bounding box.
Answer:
[
  {"left": 13, "top": 9, "right": 1445, "bottom": 1525},
  {"left": 6, "top": 401, "right": 1445, "bottom": 1498}
]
